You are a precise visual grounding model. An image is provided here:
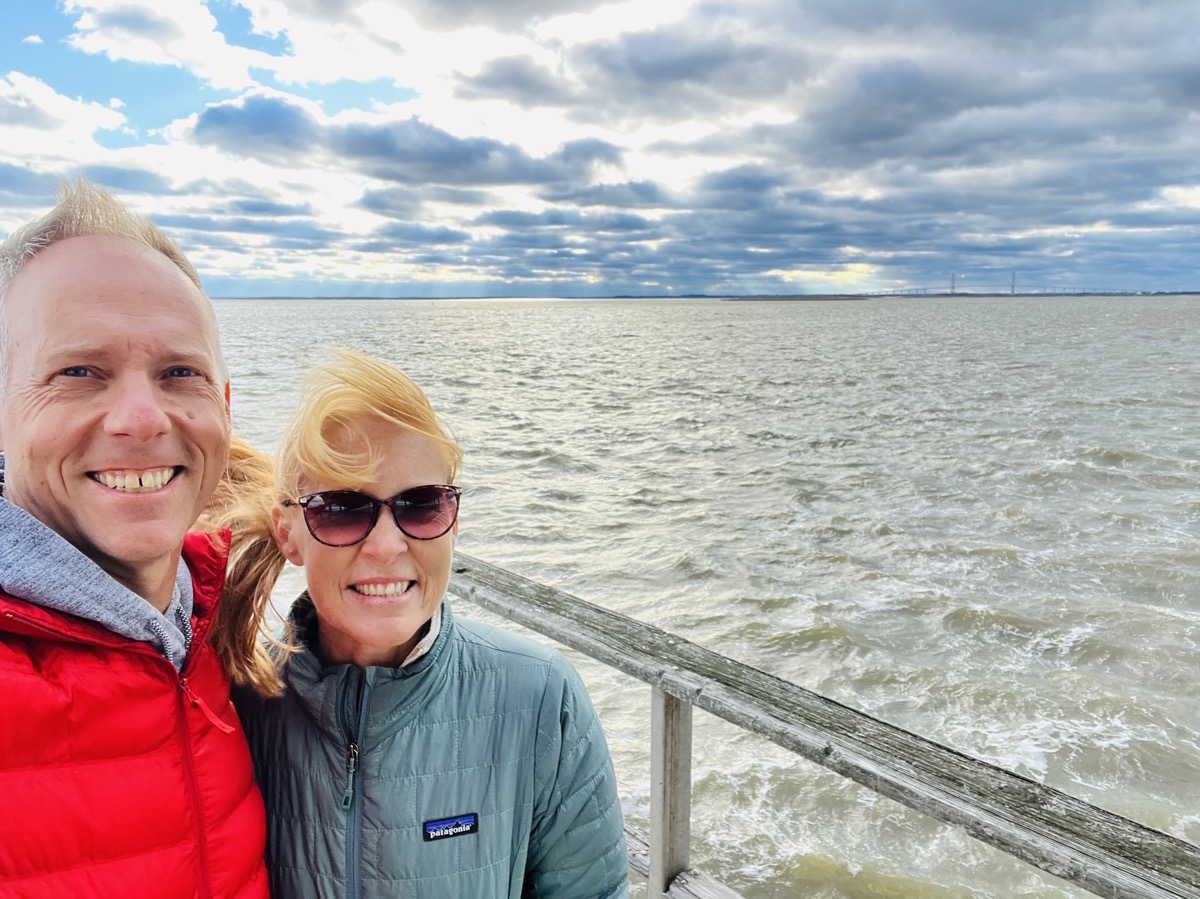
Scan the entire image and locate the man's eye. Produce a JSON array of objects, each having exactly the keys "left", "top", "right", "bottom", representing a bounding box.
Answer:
[
  {"left": 166, "top": 367, "right": 200, "bottom": 378},
  {"left": 59, "top": 366, "right": 90, "bottom": 377}
]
